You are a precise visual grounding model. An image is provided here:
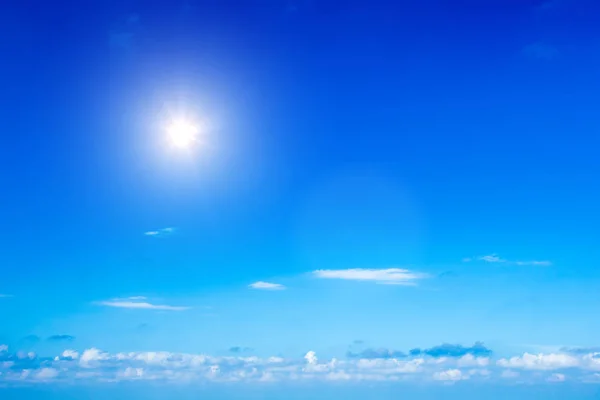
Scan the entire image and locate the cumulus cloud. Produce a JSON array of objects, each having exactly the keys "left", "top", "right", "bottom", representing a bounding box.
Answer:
[
  {"left": 56, "top": 350, "right": 79, "bottom": 361},
  {"left": 313, "top": 268, "right": 427, "bottom": 285},
  {"left": 0, "top": 345, "right": 599, "bottom": 385},
  {"left": 248, "top": 281, "right": 286, "bottom": 290},
  {"left": 94, "top": 297, "right": 190, "bottom": 311},
  {"left": 464, "top": 254, "right": 551, "bottom": 267},
  {"left": 144, "top": 227, "right": 175, "bottom": 237},
  {"left": 497, "top": 353, "right": 580, "bottom": 370},
  {"left": 433, "top": 369, "right": 466, "bottom": 381},
  {"left": 457, "top": 354, "right": 490, "bottom": 367},
  {"left": 305, "top": 351, "right": 318, "bottom": 365}
]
